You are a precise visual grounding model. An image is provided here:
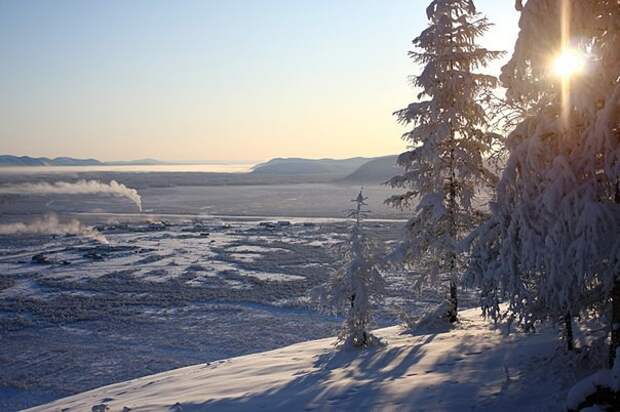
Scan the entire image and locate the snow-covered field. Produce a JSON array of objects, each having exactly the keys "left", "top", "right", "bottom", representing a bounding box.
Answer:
[
  {"left": 25, "top": 308, "right": 569, "bottom": 412},
  {"left": 0, "top": 183, "right": 439, "bottom": 411},
  {"left": 0, "top": 183, "right": 596, "bottom": 411}
]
